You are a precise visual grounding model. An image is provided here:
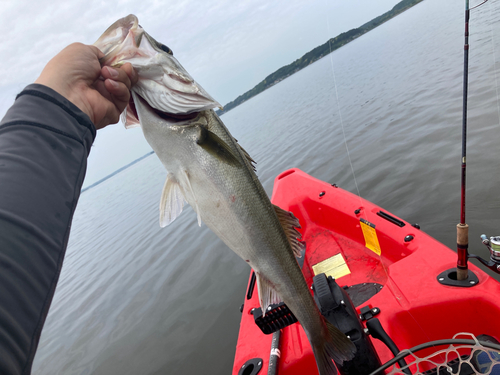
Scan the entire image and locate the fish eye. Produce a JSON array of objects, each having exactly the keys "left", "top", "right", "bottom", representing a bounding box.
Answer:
[{"left": 160, "top": 44, "right": 173, "bottom": 55}]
